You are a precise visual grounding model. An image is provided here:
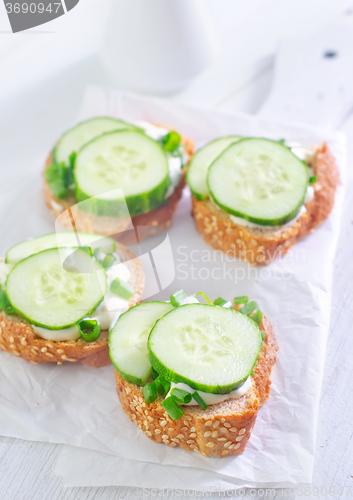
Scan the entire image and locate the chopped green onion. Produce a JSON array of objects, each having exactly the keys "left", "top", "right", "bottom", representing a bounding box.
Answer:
[
  {"left": 194, "top": 292, "right": 212, "bottom": 304},
  {"left": 233, "top": 296, "right": 248, "bottom": 305},
  {"left": 261, "top": 331, "right": 266, "bottom": 340},
  {"left": 45, "top": 164, "right": 61, "bottom": 183},
  {"left": 170, "top": 388, "right": 192, "bottom": 404},
  {"left": 239, "top": 300, "right": 259, "bottom": 316},
  {"left": 192, "top": 391, "right": 207, "bottom": 410},
  {"left": 78, "top": 319, "right": 101, "bottom": 343},
  {"left": 162, "top": 131, "right": 181, "bottom": 153},
  {"left": 93, "top": 247, "right": 103, "bottom": 261},
  {"left": 251, "top": 309, "right": 263, "bottom": 324},
  {"left": 154, "top": 375, "right": 171, "bottom": 396},
  {"left": 143, "top": 382, "right": 157, "bottom": 404},
  {"left": 213, "top": 297, "right": 233, "bottom": 309},
  {"left": 310, "top": 176, "right": 317, "bottom": 184},
  {"left": 69, "top": 151, "right": 77, "bottom": 169},
  {"left": 162, "top": 396, "right": 184, "bottom": 421},
  {"left": 250, "top": 368, "right": 255, "bottom": 377},
  {"left": 110, "top": 278, "right": 134, "bottom": 300},
  {"left": 151, "top": 367, "right": 159, "bottom": 381},
  {"left": 102, "top": 254, "right": 117, "bottom": 269},
  {"left": 278, "top": 139, "right": 286, "bottom": 145},
  {"left": 170, "top": 289, "right": 188, "bottom": 307},
  {"left": 48, "top": 179, "right": 69, "bottom": 199}
]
